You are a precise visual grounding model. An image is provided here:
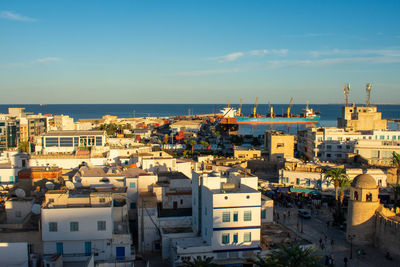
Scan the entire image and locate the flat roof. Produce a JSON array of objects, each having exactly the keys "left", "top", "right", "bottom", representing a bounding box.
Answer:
[{"left": 43, "top": 130, "right": 105, "bottom": 137}]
